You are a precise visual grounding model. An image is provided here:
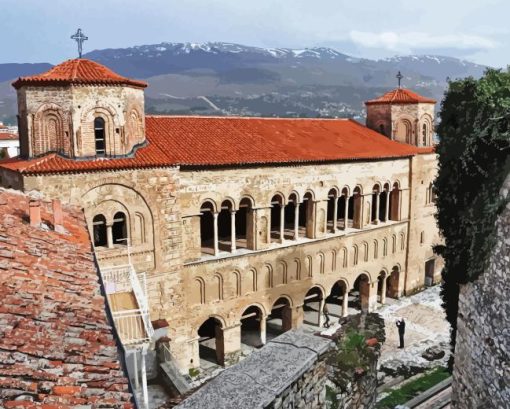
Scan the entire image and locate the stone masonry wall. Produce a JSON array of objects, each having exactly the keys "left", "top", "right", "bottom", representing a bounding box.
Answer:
[
  {"left": 176, "top": 329, "right": 332, "bottom": 409},
  {"left": 451, "top": 174, "right": 510, "bottom": 408},
  {"left": 325, "top": 313, "right": 385, "bottom": 409}
]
